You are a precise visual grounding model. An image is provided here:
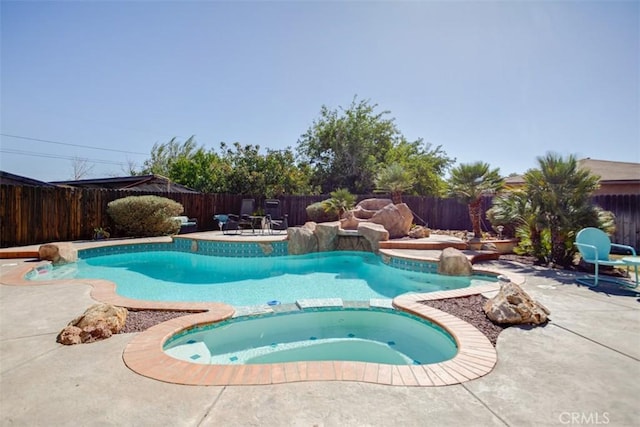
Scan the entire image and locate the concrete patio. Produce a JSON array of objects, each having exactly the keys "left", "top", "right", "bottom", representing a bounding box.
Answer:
[{"left": 1, "top": 247, "right": 639, "bottom": 426}]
